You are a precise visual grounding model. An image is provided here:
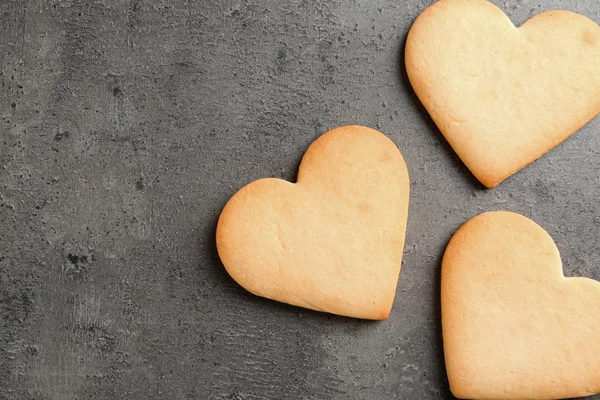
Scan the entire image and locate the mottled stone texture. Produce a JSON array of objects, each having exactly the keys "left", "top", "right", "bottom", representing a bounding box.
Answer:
[{"left": 0, "top": 0, "right": 599, "bottom": 399}]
